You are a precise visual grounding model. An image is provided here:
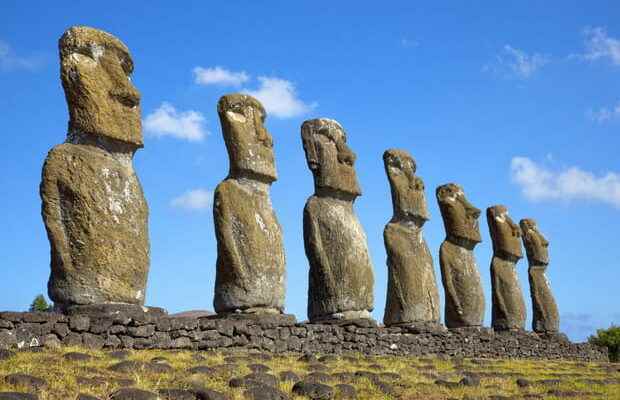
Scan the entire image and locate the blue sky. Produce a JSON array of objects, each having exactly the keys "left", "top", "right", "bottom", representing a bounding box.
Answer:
[{"left": 1, "top": 2, "right": 619, "bottom": 342}]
